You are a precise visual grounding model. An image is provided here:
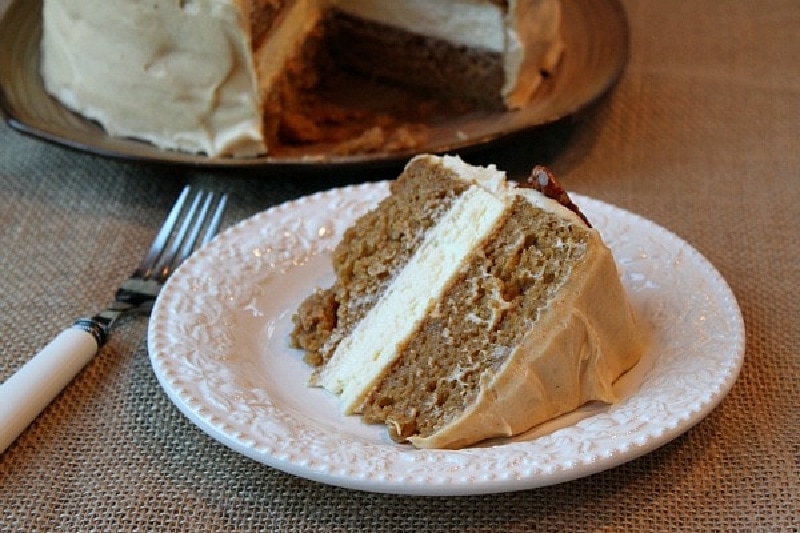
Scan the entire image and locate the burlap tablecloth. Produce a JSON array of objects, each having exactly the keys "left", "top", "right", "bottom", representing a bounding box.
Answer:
[{"left": 1, "top": 0, "right": 797, "bottom": 530}]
